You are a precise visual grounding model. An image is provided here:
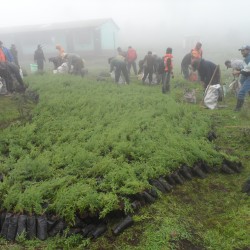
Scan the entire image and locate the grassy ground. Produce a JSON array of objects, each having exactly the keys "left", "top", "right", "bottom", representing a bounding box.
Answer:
[{"left": 0, "top": 72, "right": 249, "bottom": 250}]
